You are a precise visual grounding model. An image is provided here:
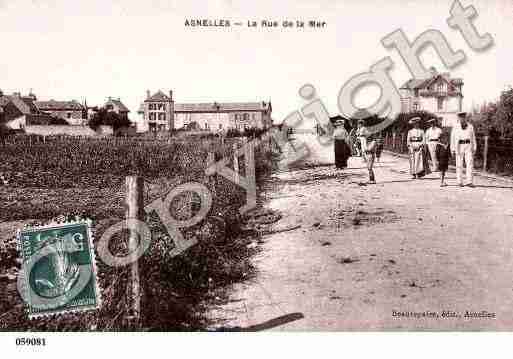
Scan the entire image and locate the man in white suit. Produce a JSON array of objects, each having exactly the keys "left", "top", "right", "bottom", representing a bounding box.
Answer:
[{"left": 450, "top": 112, "right": 477, "bottom": 187}]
